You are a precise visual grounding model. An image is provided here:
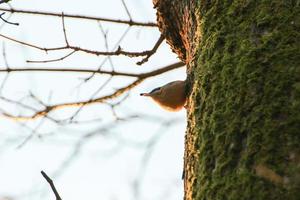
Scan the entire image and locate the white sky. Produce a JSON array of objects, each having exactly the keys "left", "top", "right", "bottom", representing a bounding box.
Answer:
[{"left": 0, "top": 0, "right": 186, "bottom": 200}]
